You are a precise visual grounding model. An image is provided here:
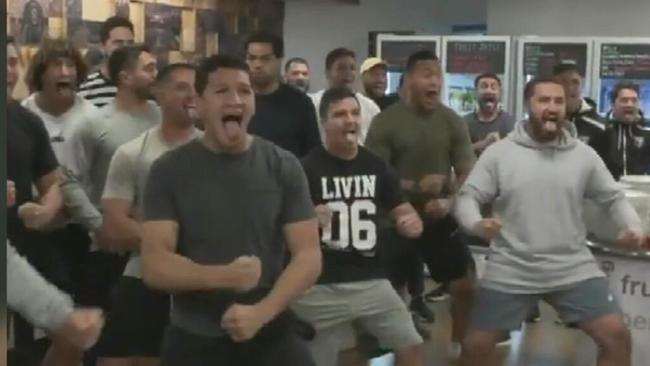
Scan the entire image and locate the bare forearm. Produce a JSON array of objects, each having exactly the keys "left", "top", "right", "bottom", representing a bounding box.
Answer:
[
  {"left": 257, "top": 247, "right": 321, "bottom": 321},
  {"left": 38, "top": 183, "right": 64, "bottom": 219},
  {"left": 142, "top": 251, "right": 236, "bottom": 293},
  {"left": 102, "top": 216, "right": 142, "bottom": 251}
]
